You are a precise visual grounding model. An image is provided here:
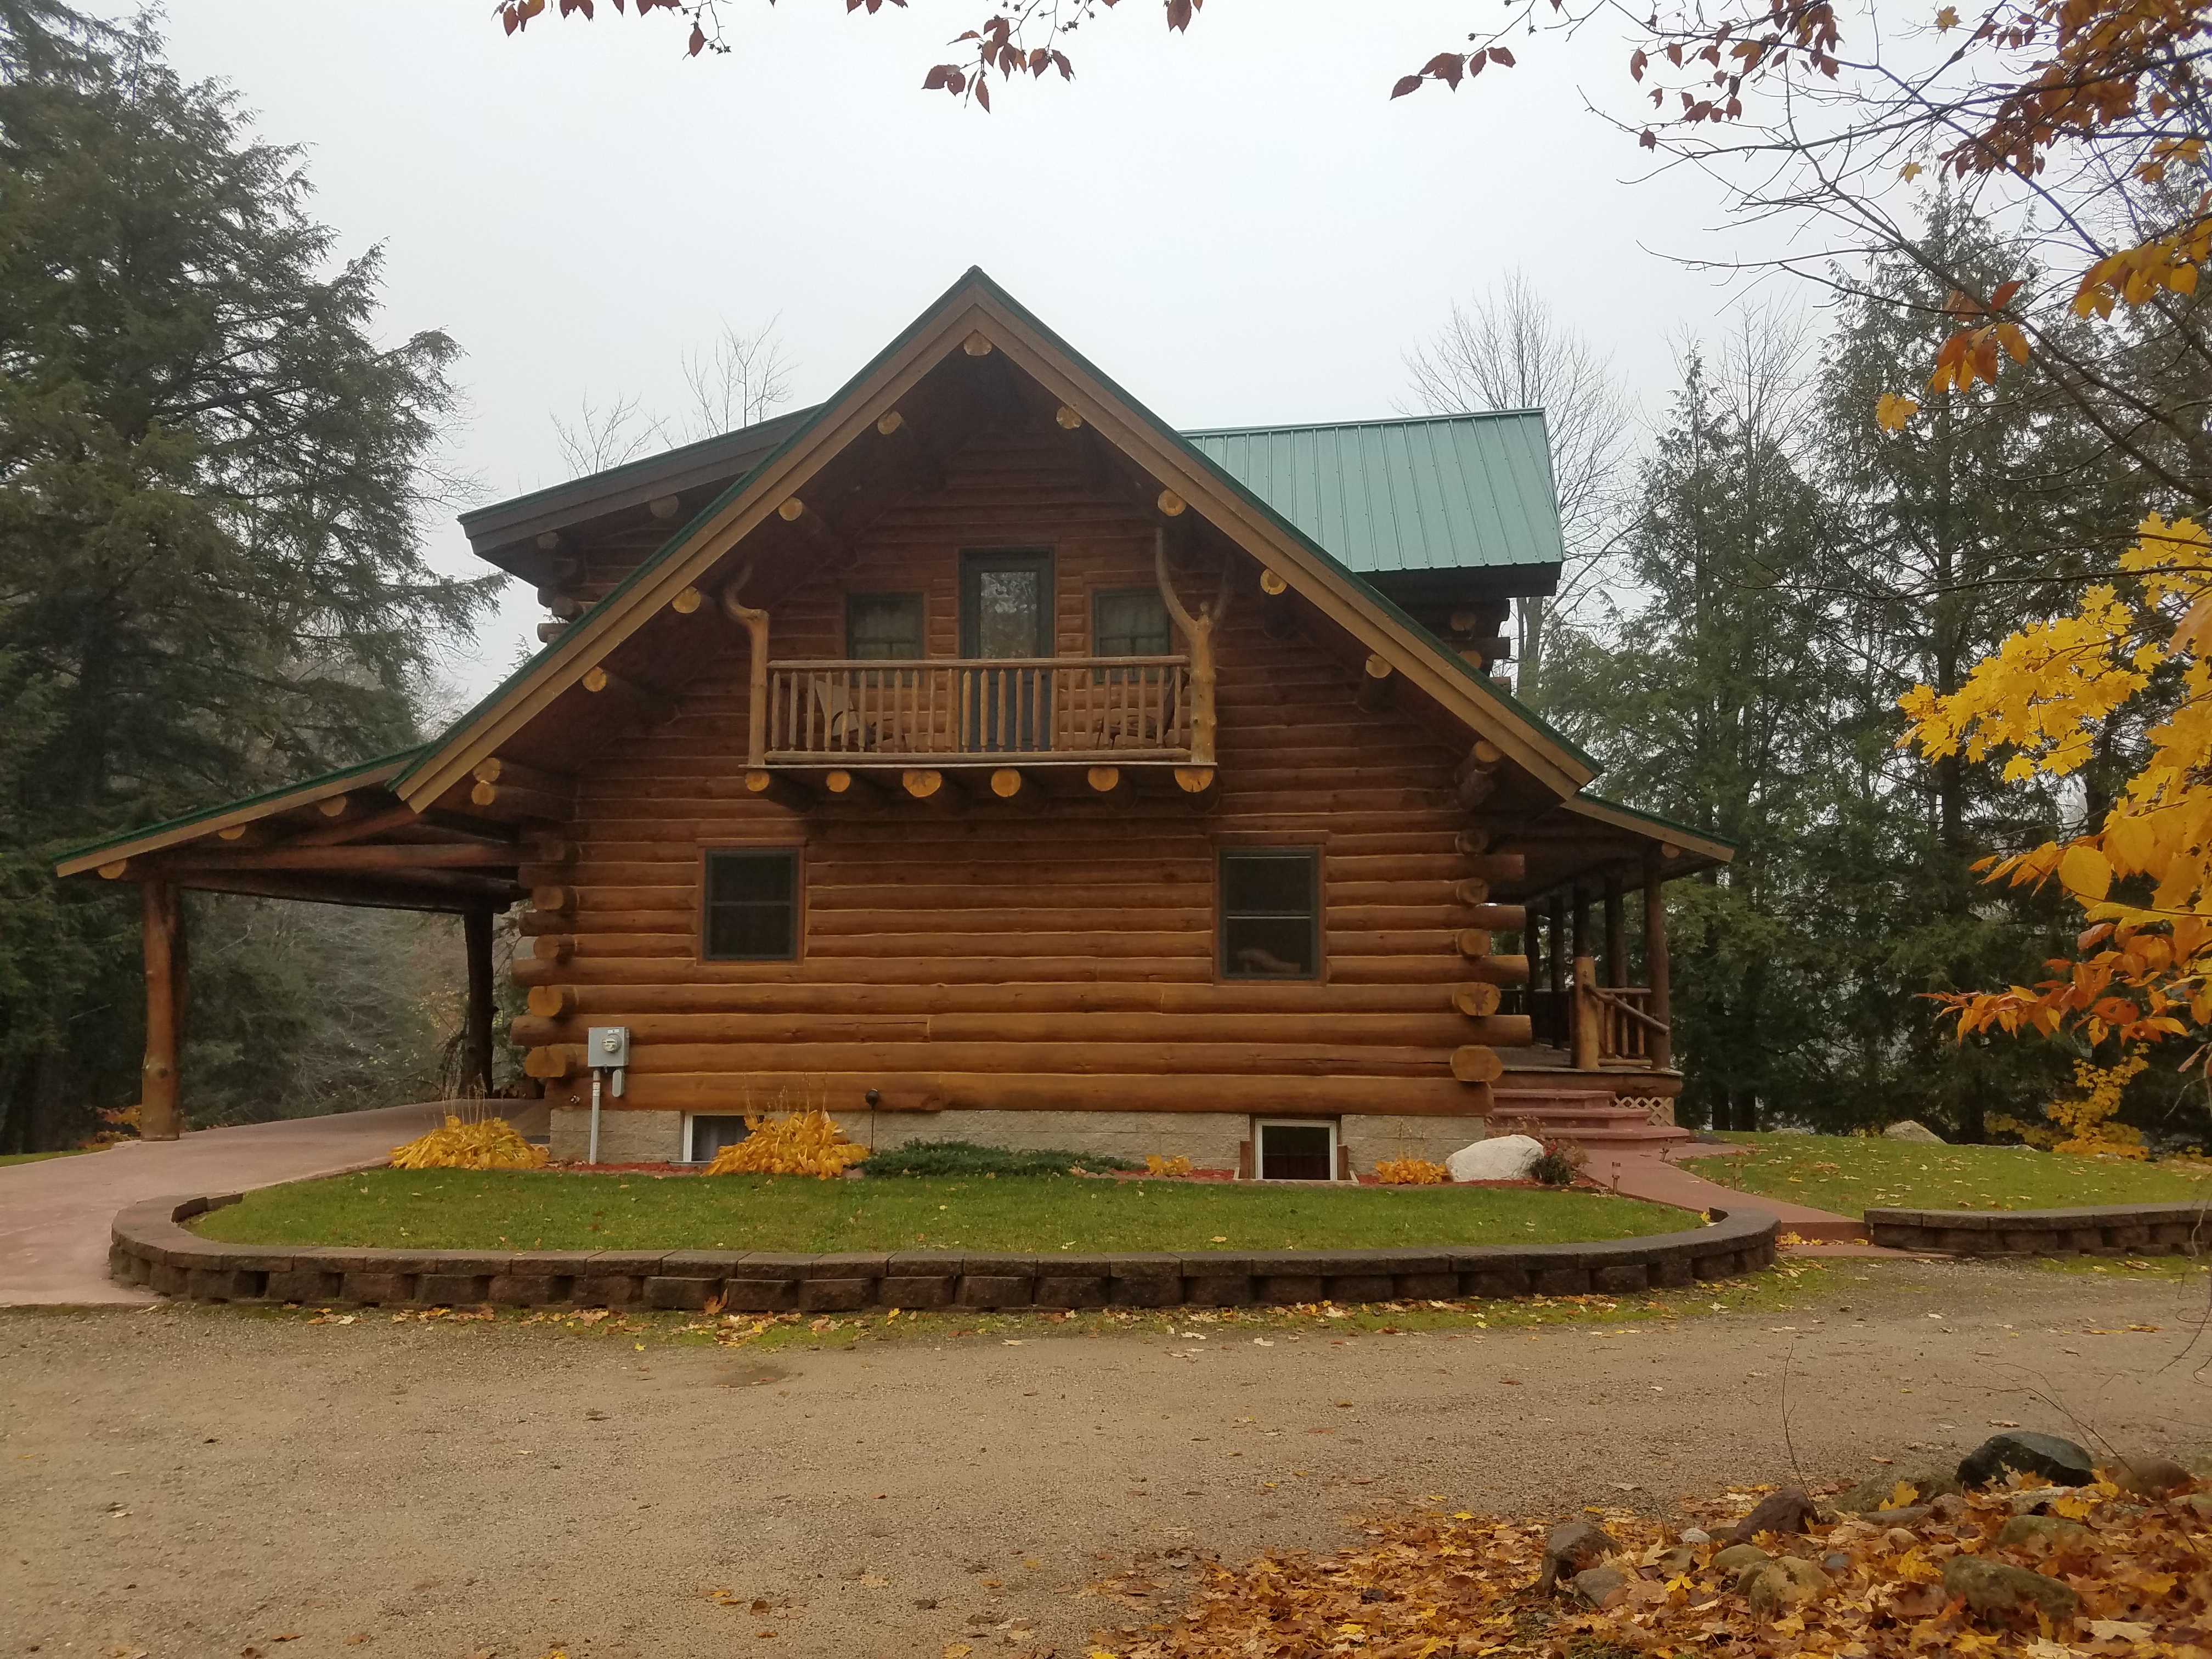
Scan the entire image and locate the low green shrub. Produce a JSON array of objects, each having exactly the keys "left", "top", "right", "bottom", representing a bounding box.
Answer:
[{"left": 862, "top": 1139, "right": 1141, "bottom": 1179}]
